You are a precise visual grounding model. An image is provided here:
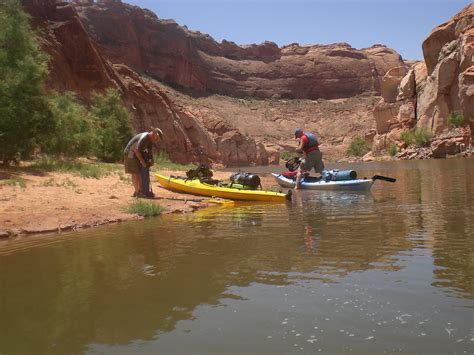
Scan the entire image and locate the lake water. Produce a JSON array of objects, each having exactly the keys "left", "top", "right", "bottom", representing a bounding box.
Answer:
[{"left": 0, "top": 158, "right": 473, "bottom": 354}]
